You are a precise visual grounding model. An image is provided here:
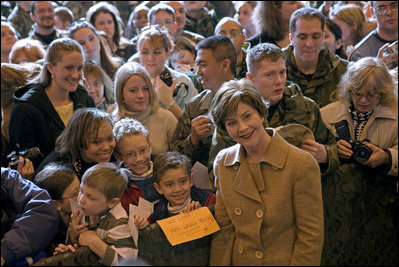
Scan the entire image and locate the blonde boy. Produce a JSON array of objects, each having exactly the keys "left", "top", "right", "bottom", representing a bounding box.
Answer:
[{"left": 56, "top": 162, "right": 137, "bottom": 266}]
